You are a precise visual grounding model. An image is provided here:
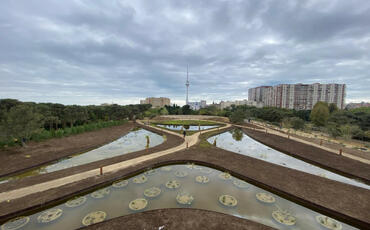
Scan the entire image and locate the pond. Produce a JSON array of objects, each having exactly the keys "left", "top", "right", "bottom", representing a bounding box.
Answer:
[
  {"left": 0, "top": 129, "right": 164, "bottom": 184},
  {"left": 207, "top": 129, "right": 370, "bottom": 190},
  {"left": 0, "top": 164, "right": 356, "bottom": 230},
  {"left": 156, "top": 124, "right": 219, "bottom": 131}
]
